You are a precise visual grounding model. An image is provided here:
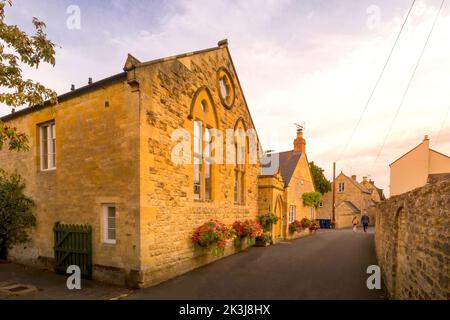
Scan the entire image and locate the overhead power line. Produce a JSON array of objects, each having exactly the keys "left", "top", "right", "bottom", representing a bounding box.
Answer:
[
  {"left": 337, "top": 0, "right": 417, "bottom": 161},
  {"left": 372, "top": 0, "right": 446, "bottom": 171}
]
